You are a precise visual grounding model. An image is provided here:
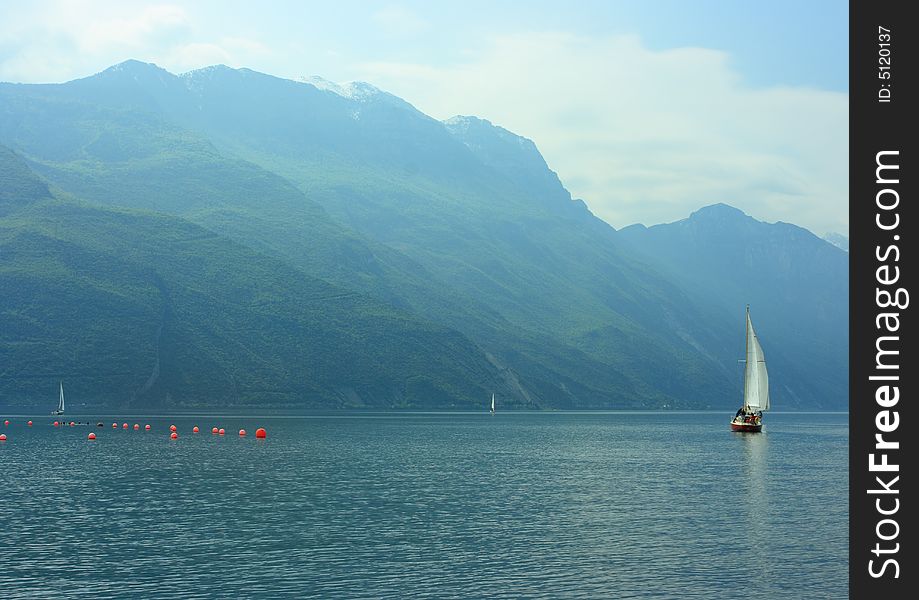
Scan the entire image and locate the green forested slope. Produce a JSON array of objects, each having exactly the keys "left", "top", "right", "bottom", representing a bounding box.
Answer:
[{"left": 0, "top": 148, "right": 503, "bottom": 409}]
